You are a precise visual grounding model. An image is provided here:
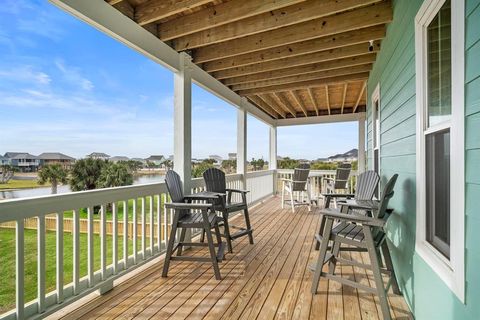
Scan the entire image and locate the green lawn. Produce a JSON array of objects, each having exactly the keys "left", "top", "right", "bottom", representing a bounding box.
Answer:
[
  {"left": 0, "top": 227, "right": 155, "bottom": 314},
  {"left": 0, "top": 179, "right": 50, "bottom": 190}
]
